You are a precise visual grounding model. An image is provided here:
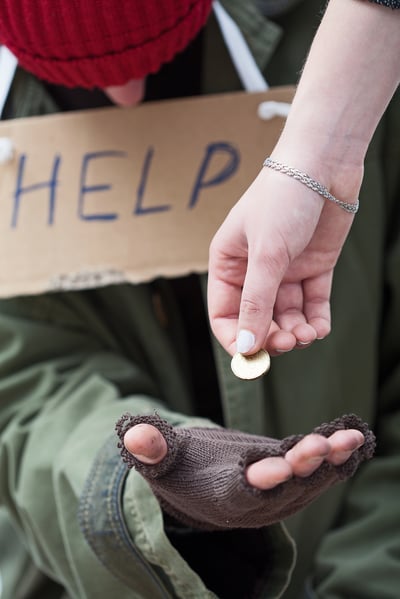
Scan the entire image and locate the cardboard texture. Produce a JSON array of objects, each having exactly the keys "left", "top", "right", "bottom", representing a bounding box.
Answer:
[{"left": 0, "top": 86, "right": 295, "bottom": 297}]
